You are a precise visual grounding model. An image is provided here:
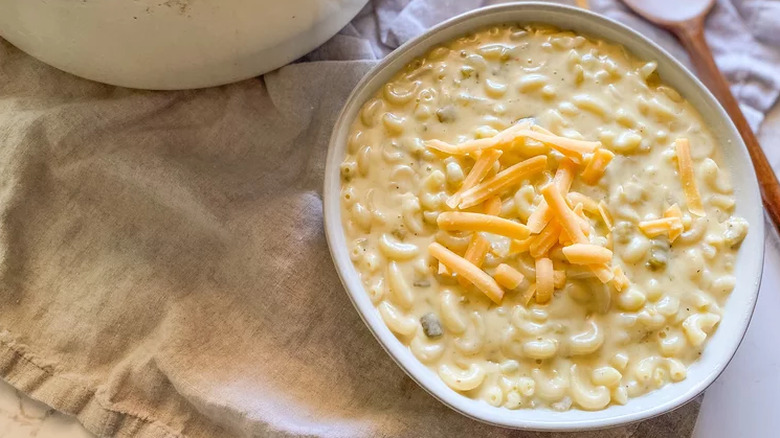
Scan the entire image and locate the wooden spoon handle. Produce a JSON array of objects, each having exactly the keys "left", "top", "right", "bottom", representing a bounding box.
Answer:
[{"left": 674, "top": 19, "right": 780, "bottom": 233}]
